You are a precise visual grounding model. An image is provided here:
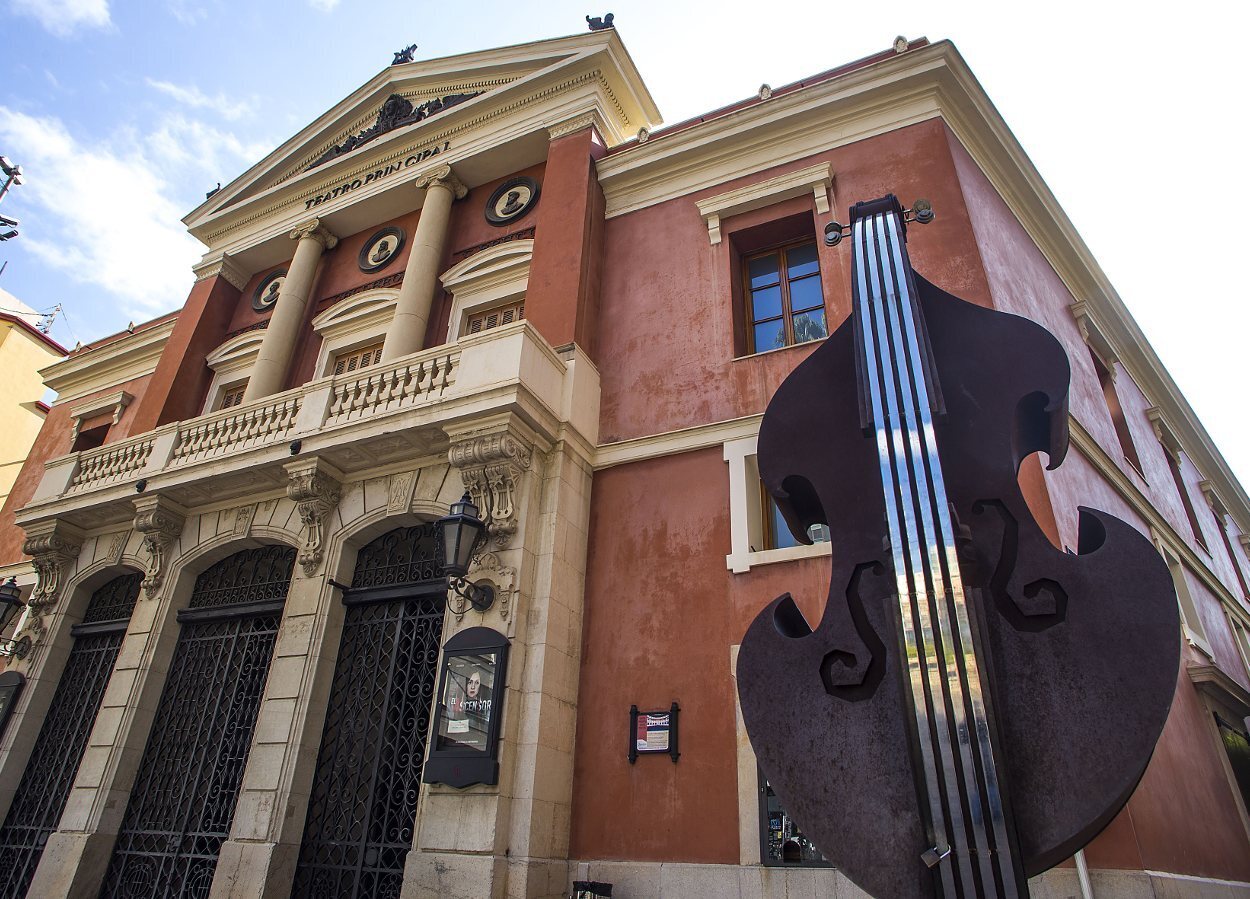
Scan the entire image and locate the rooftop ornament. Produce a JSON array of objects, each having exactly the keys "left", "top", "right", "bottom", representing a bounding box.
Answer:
[{"left": 586, "top": 13, "right": 614, "bottom": 31}]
